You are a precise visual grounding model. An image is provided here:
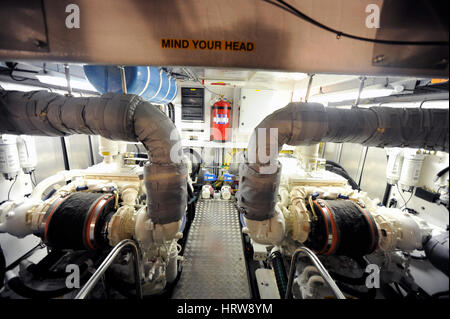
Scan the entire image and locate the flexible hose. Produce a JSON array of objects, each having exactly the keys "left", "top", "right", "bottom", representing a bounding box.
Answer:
[
  {"left": 325, "top": 164, "right": 360, "bottom": 191},
  {"left": 269, "top": 250, "right": 288, "bottom": 299},
  {"left": 325, "top": 160, "right": 346, "bottom": 172},
  {"left": 436, "top": 166, "right": 449, "bottom": 178}
]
